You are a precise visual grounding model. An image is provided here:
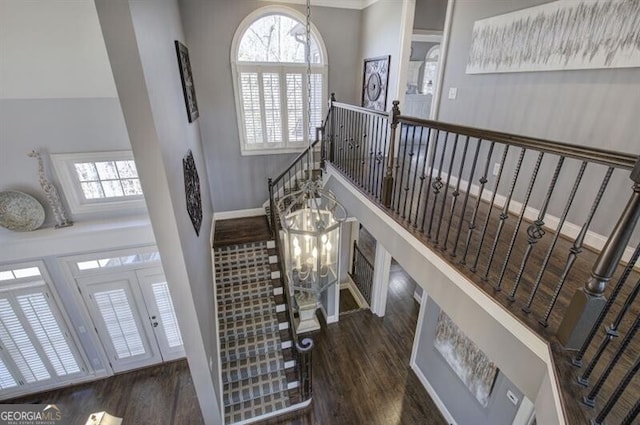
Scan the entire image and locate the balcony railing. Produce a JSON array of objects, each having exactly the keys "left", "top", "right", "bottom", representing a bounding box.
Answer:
[
  {"left": 324, "top": 95, "right": 640, "bottom": 425},
  {"left": 349, "top": 240, "right": 374, "bottom": 306}
]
